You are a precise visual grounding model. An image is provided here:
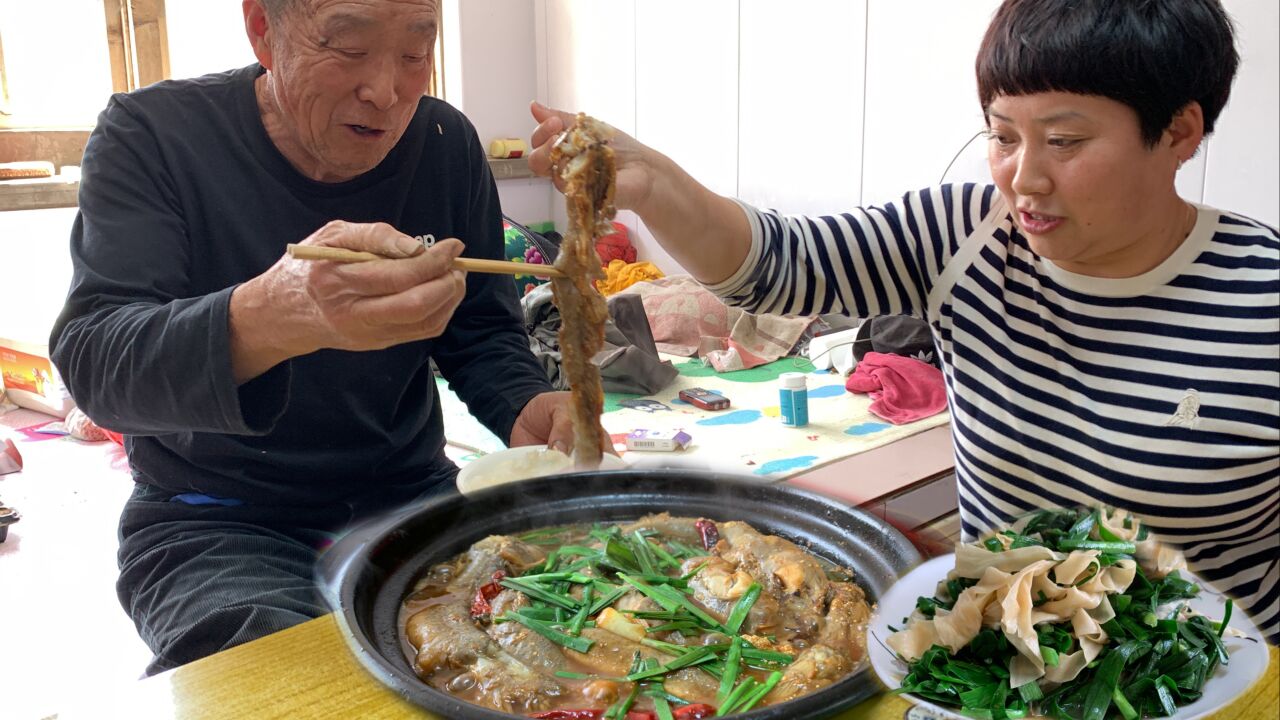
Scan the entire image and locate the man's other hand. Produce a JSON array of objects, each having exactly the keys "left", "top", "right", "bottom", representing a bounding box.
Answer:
[{"left": 510, "top": 391, "right": 615, "bottom": 457}]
